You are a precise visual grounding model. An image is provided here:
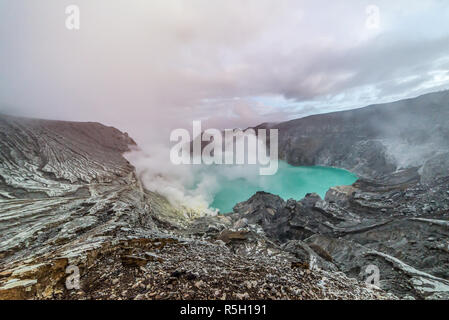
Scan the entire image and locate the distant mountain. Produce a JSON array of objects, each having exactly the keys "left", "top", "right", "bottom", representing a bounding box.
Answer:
[{"left": 256, "top": 90, "right": 449, "bottom": 179}]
